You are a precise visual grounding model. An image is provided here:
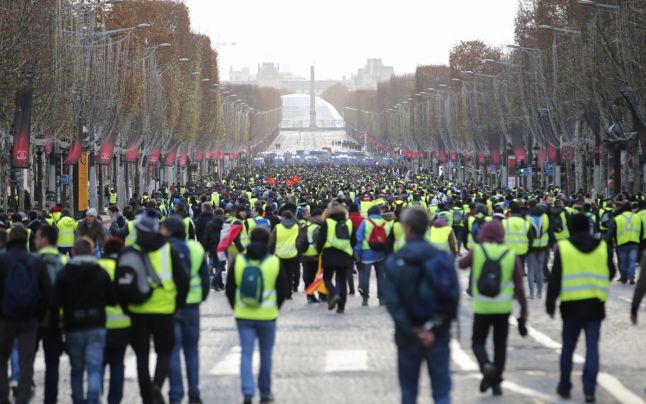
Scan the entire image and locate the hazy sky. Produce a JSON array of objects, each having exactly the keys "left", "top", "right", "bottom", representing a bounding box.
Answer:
[{"left": 186, "top": 0, "right": 519, "bottom": 80}]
